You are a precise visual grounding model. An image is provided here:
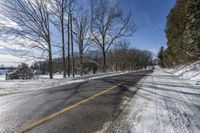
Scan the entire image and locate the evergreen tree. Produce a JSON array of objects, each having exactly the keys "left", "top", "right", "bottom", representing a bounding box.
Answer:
[
  {"left": 164, "top": 0, "right": 200, "bottom": 67},
  {"left": 157, "top": 46, "right": 164, "bottom": 68}
]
